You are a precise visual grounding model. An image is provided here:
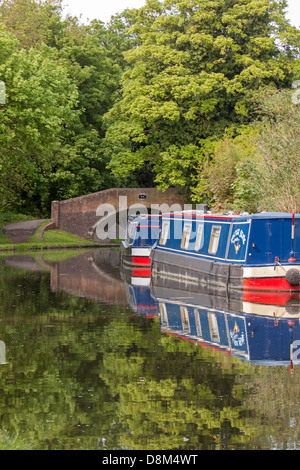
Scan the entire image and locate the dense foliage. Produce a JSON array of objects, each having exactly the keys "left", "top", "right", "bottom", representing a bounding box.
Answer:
[{"left": 0, "top": 0, "right": 299, "bottom": 215}]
